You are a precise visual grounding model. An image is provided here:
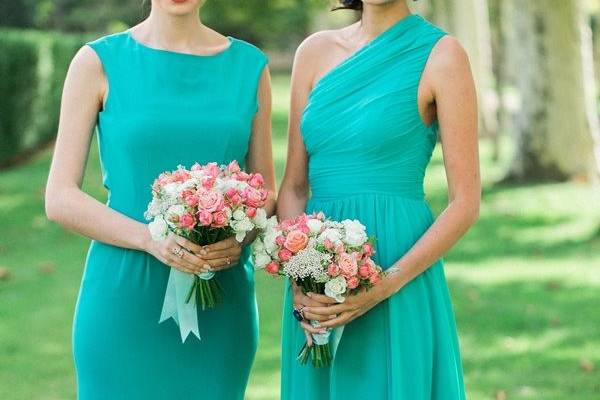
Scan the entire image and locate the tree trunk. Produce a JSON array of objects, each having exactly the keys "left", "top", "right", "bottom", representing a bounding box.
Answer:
[
  {"left": 428, "top": 0, "right": 500, "bottom": 151},
  {"left": 502, "top": 0, "right": 600, "bottom": 183}
]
